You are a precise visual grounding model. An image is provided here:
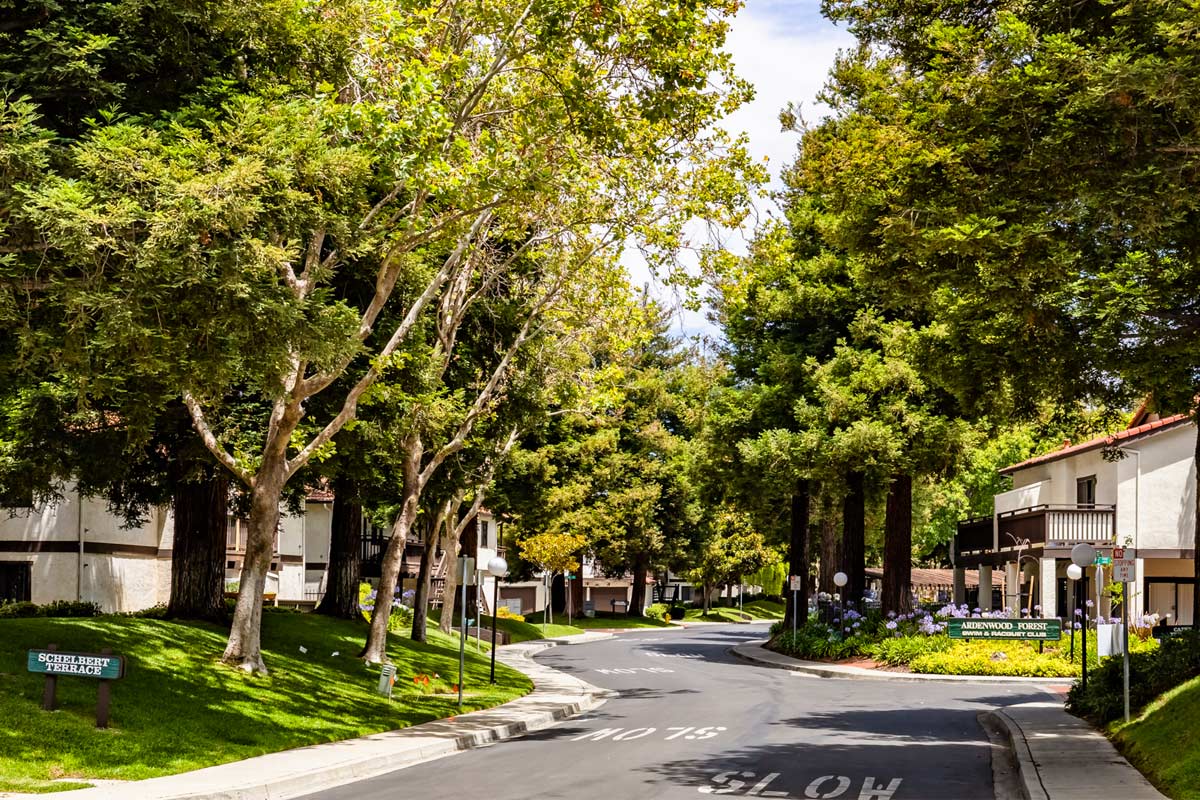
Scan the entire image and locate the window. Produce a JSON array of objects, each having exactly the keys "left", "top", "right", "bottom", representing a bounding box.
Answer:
[
  {"left": 1147, "top": 579, "right": 1195, "bottom": 627},
  {"left": 0, "top": 562, "right": 32, "bottom": 603},
  {"left": 1076, "top": 475, "right": 1097, "bottom": 506}
]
